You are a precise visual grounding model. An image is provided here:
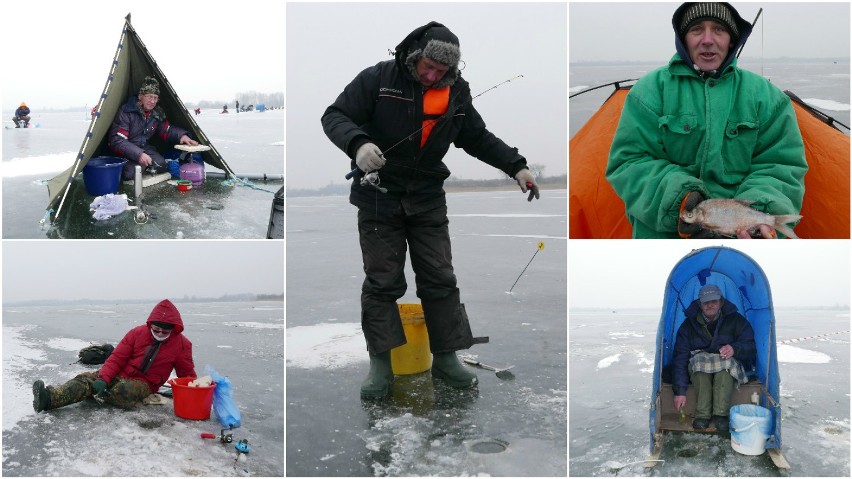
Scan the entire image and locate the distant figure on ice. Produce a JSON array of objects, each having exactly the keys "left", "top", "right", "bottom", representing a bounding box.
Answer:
[
  {"left": 194, "top": 107, "right": 201, "bottom": 116},
  {"left": 33, "top": 300, "right": 197, "bottom": 412},
  {"left": 672, "top": 284, "right": 756, "bottom": 431},
  {"left": 221, "top": 104, "right": 229, "bottom": 113},
  {"left": 236, "top": 99, "right": 240, "bottom": 113},
  {"left": 321, "top": 21, "right": 539, "bottom": 400},
  {"left": 13, "top": 102, "right": 31, "bottom": 128},
  {"left": 108, "top": 76, "right": 199, "bottom": 180}
]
